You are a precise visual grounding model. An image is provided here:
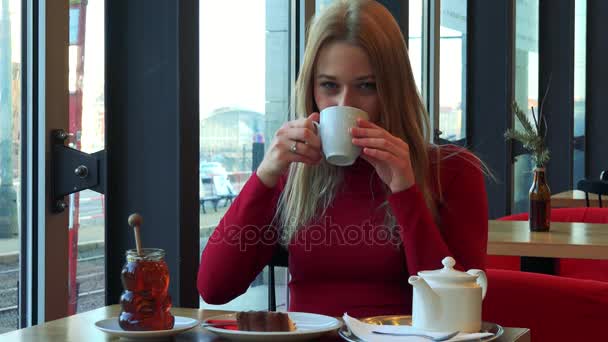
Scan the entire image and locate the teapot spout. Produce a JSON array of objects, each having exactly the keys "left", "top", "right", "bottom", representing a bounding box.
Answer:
[{"left": 408, "top": 276, "right": 439, "bottom": 326}]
